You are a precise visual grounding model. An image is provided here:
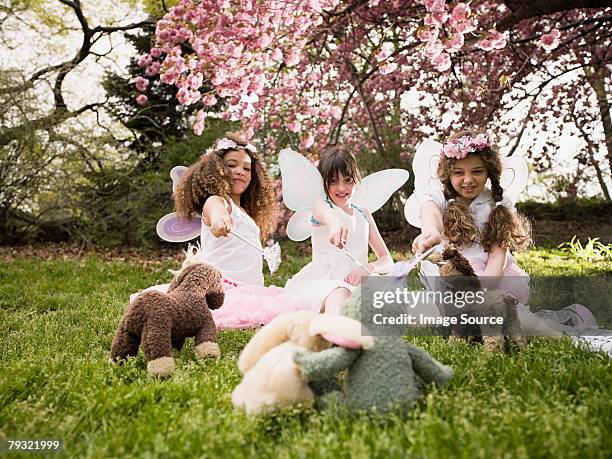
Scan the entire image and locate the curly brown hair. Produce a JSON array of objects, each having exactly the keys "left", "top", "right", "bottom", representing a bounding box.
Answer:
[
  {"left": 437, "top": 131, "right": 532, "bottom": 252},
  {"left": 174, "top": 132, "right": 277, "bottom": 240}
]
